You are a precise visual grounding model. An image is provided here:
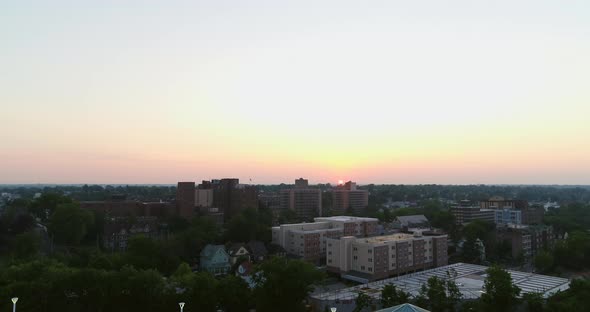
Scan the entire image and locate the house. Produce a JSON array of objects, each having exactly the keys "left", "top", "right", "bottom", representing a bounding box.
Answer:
[
  {"left": 393, "top": 215, "right": 430, "bottom": 230},
  {"left": 247, "top": 240, "right": 268, "bottom": 263},
  {"left": 377, "top": 303, "right": 431, "bottom": 312},
  {"left": 227, "top": 243, "right": 251, "bottom": 265},
  {"left": 200, "top": 244, "right": 231, "bottom": 275}
]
